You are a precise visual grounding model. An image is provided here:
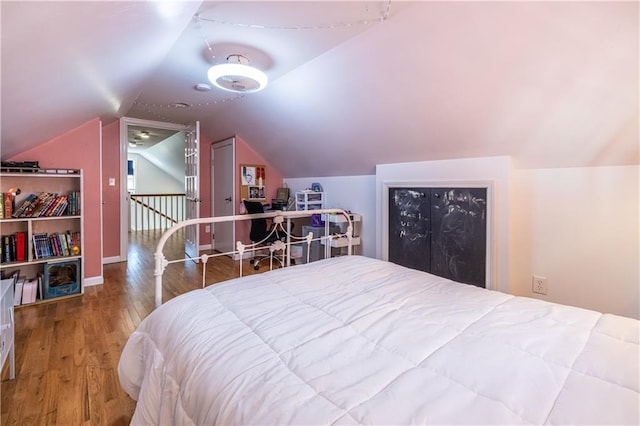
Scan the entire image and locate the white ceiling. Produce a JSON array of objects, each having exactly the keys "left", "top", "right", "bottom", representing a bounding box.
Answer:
[{"left": 1, "top": 1, "right": 638, "bottom": 177}]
